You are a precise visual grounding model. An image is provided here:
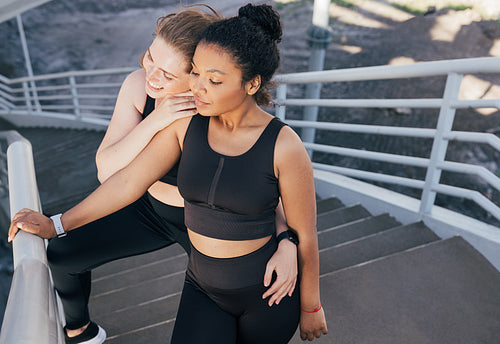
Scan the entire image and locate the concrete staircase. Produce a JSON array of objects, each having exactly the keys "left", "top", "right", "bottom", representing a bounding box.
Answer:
[
  {"left": 6, "top": 126, "right": 500, "bottom": 343},
  {"left": 88, "top": 195, "right": 500, "bottom": 344}
]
